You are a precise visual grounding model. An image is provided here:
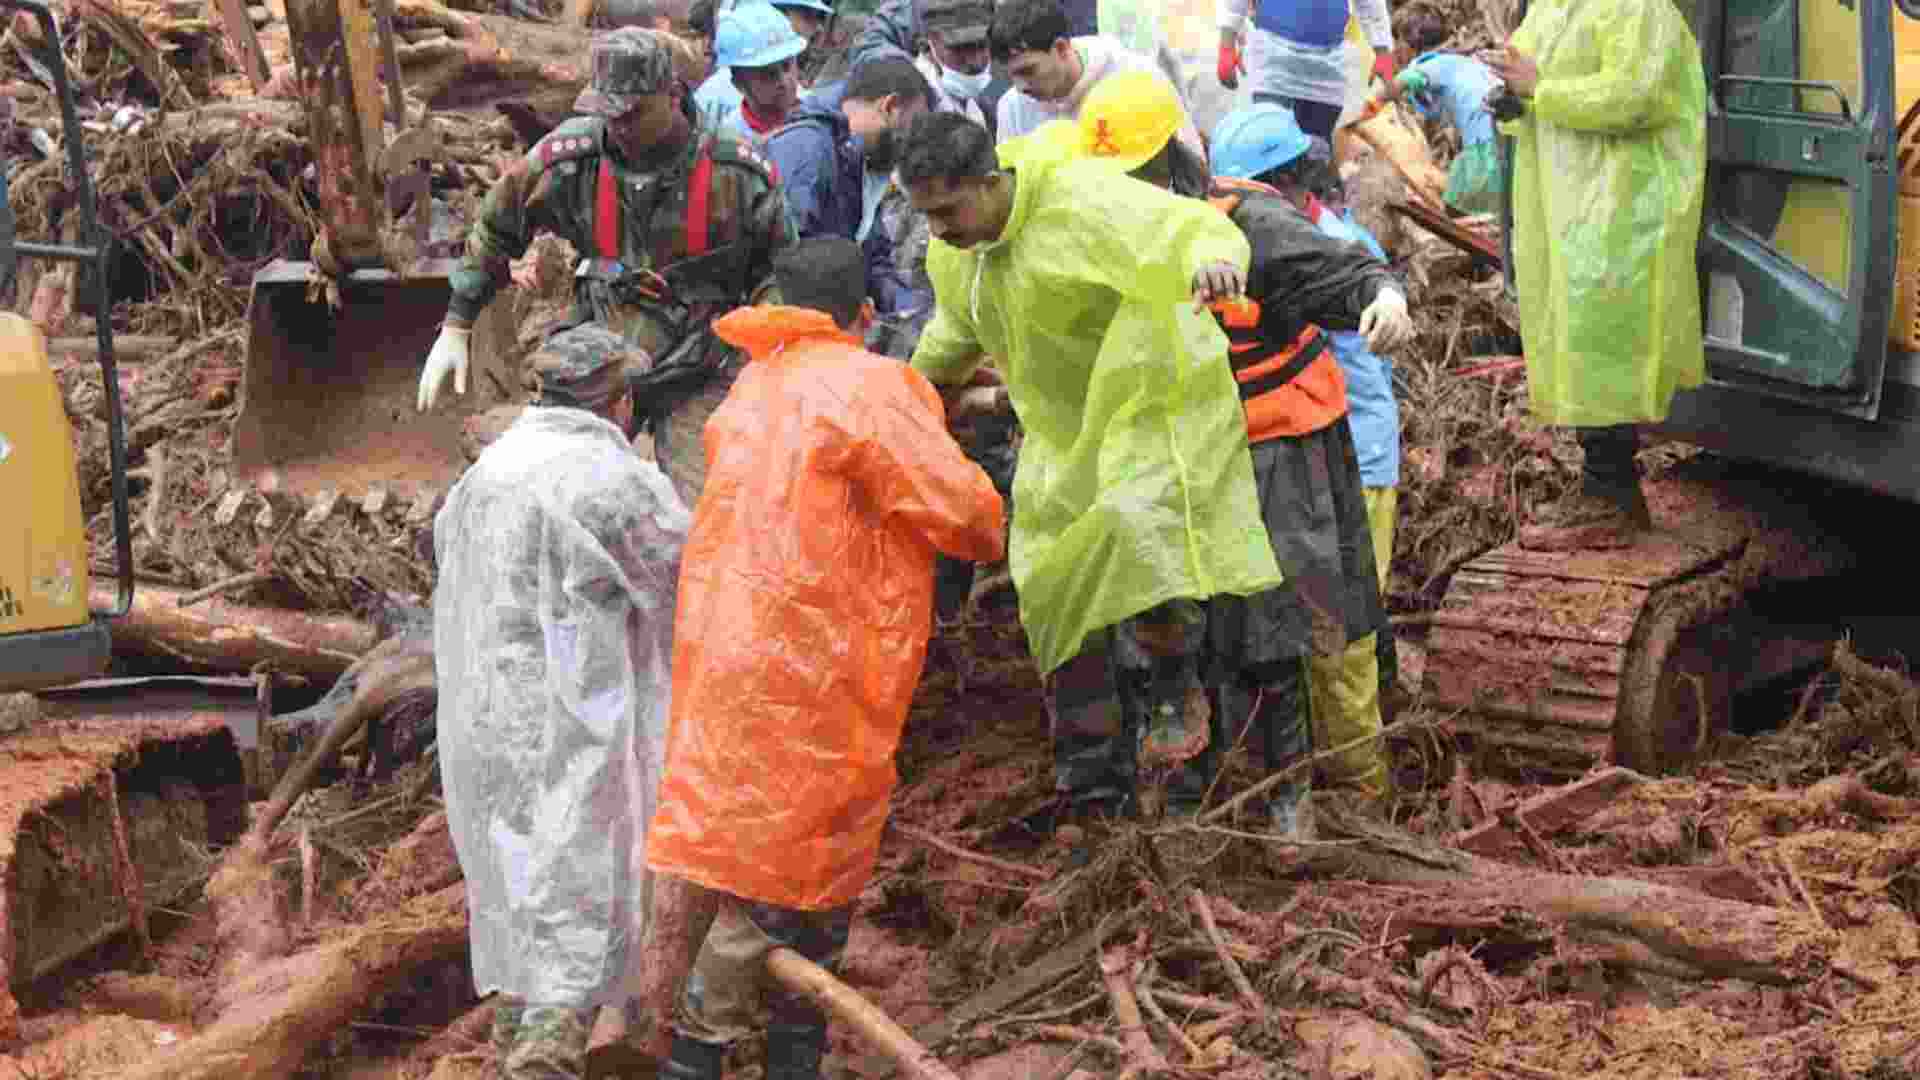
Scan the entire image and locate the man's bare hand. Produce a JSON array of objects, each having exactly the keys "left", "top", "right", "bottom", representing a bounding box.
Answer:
[{"left": 1191, "top": 261, "right": 1246, "bottom": 309}]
